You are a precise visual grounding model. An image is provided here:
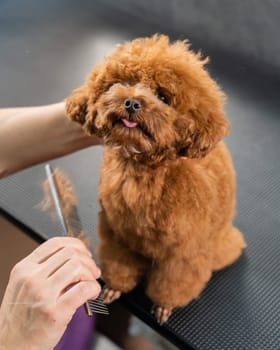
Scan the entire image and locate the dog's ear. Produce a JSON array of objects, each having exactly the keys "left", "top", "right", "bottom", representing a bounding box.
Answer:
[
  {"left": 176, "top": 101, "right": 230, "bottom": 158},
  {"left": 65, "top": 65, "right": 106, "bottom": 135},
  {"left": 65, "top": 85, "right": 90, "bottom": 125}
]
